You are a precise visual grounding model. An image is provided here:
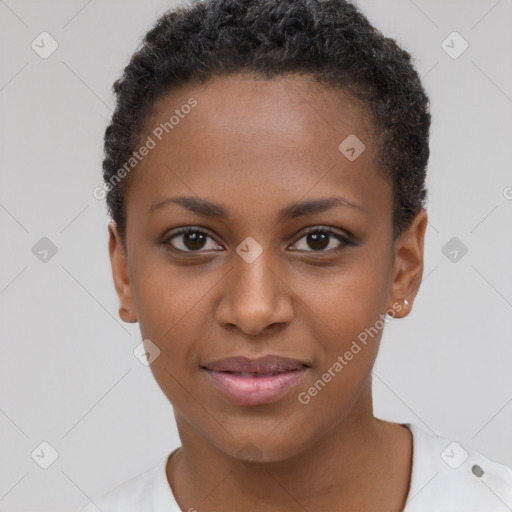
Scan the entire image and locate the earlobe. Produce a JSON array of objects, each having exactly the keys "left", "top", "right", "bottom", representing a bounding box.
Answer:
[
  {"left": 387, "top": 209, "right": 428, "bottom": 319},
  {"left": 108, "top": 221, "right": 138, "bottom": 323}
]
